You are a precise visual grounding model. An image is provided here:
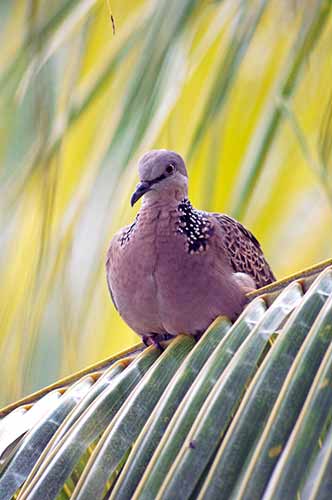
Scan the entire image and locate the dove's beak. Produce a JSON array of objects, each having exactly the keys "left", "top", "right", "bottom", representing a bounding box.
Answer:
[{"left": 130, "top": 181, "right": 151, "bottom": 207}]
